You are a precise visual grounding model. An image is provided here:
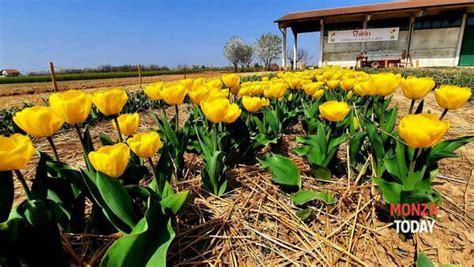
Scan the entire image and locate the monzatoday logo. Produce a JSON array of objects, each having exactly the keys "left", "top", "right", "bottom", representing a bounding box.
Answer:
[{"left": 390, "top": 203, "right": 437, "bottom": 234}]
